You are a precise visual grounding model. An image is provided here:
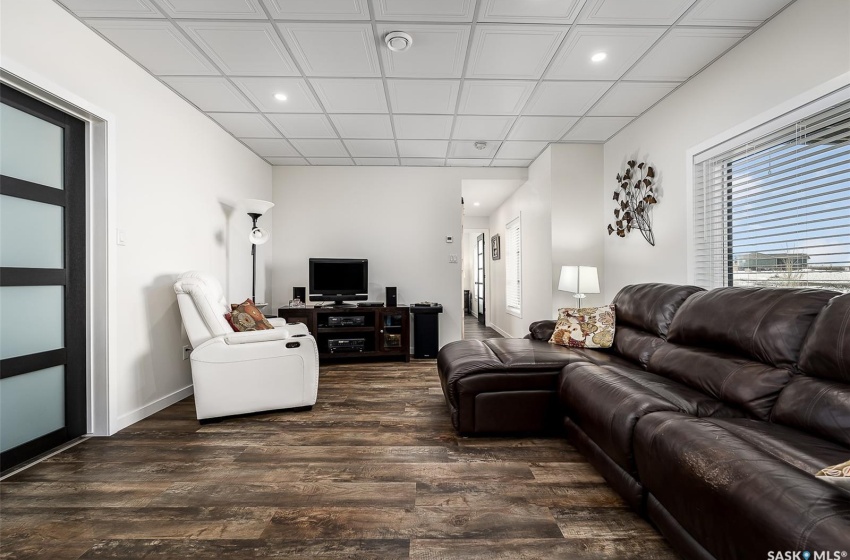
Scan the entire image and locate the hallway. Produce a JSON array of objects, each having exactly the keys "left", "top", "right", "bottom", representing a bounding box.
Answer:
[{"left": 463, "top": 314, "right": 503, "bottom": 341}]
